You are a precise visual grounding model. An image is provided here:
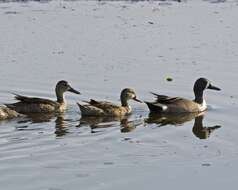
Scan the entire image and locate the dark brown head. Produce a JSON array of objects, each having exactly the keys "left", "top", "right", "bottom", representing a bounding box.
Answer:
[
  {"left": 194, "top": 78, "right": 220, "bottom": 92},
  {"left": 193, "top": 78, "right": 220, "bottom": 103},
  {"left": 120, "top": 88, "right": 142, "bottom": 106},
  {"left": 55, "top": 80, "right": 80, "bottom": 101}
]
